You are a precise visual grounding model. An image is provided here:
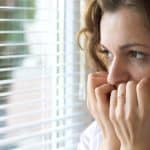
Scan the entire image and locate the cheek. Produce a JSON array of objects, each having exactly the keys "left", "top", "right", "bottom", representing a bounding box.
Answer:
[{"left": 129, "top": 66, "right": 150, "bottom": 81}]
